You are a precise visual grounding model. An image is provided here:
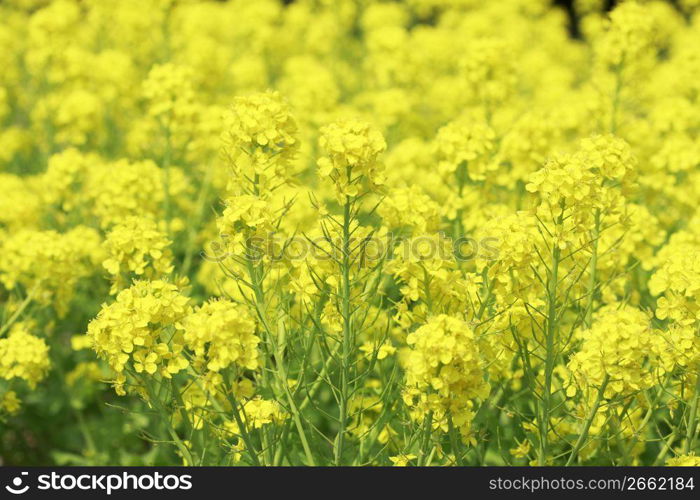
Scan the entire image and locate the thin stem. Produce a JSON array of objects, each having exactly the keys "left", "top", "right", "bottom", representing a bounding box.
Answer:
[
  {"left": 0, "top": 286, "right": 36, "bottom": 338},
  {"left": 181, "top": 167, "right": 212, "bottom": 276},
  {"left": 584, "top": 209, "right": 600, "bottom": 328},
  {"left": 453, "top": 162, "right": 468, "bottom": 241},
  {"left": 334, "top": 194, "right": 353, "bottom": 466},
  {"left": 417, "top": 410, "right": 434, "bottom": 466},
  {"left": 621, "top": 381, "right": 669, "bottom": 462},
  {"left": 538, "top": 215, "right": 562, "bottom": 466},
  {"left": 448, "top": 415, "right": 465, "bottom": 465},
  {"left": 220, "top": 371, "right": 262, "bottom": 466},
  {"left": 142, "top": 376, "right": 194, "bottom": 465},
  {"left": 273, "top": 318, "right": 316, "bottom": 466},
  {"left": 653, "top": 428, "right": 678, "bottom": 466},
  {"left": 244, "top": 249, "right": 315, "bottom": 465},
  {"left": 299, "top": 342, "right": 341, "bottom": 412},
  {"left": 566, "top": 376, "right": 609, "bottom": 466},
  {"left": 683, "top": 374, "right": 700, "bottom": 454}
]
